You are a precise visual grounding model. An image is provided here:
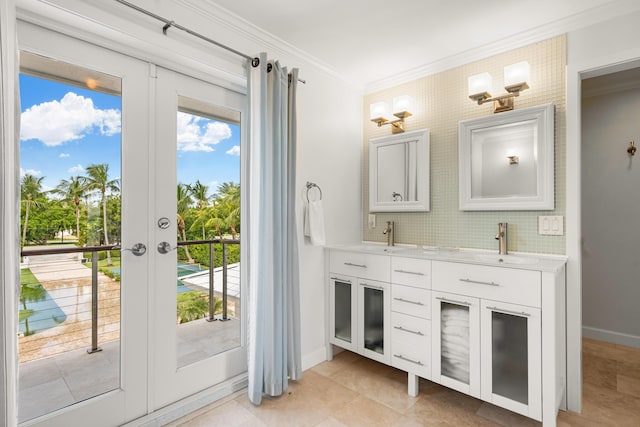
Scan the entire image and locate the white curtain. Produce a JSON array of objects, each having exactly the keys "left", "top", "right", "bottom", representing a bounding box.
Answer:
[
  {"left": 0, "top": 1, "right": 20, "bottom": 425},
  {"left": 246, "top": 52, "right": 301, "bottom": 405}
]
